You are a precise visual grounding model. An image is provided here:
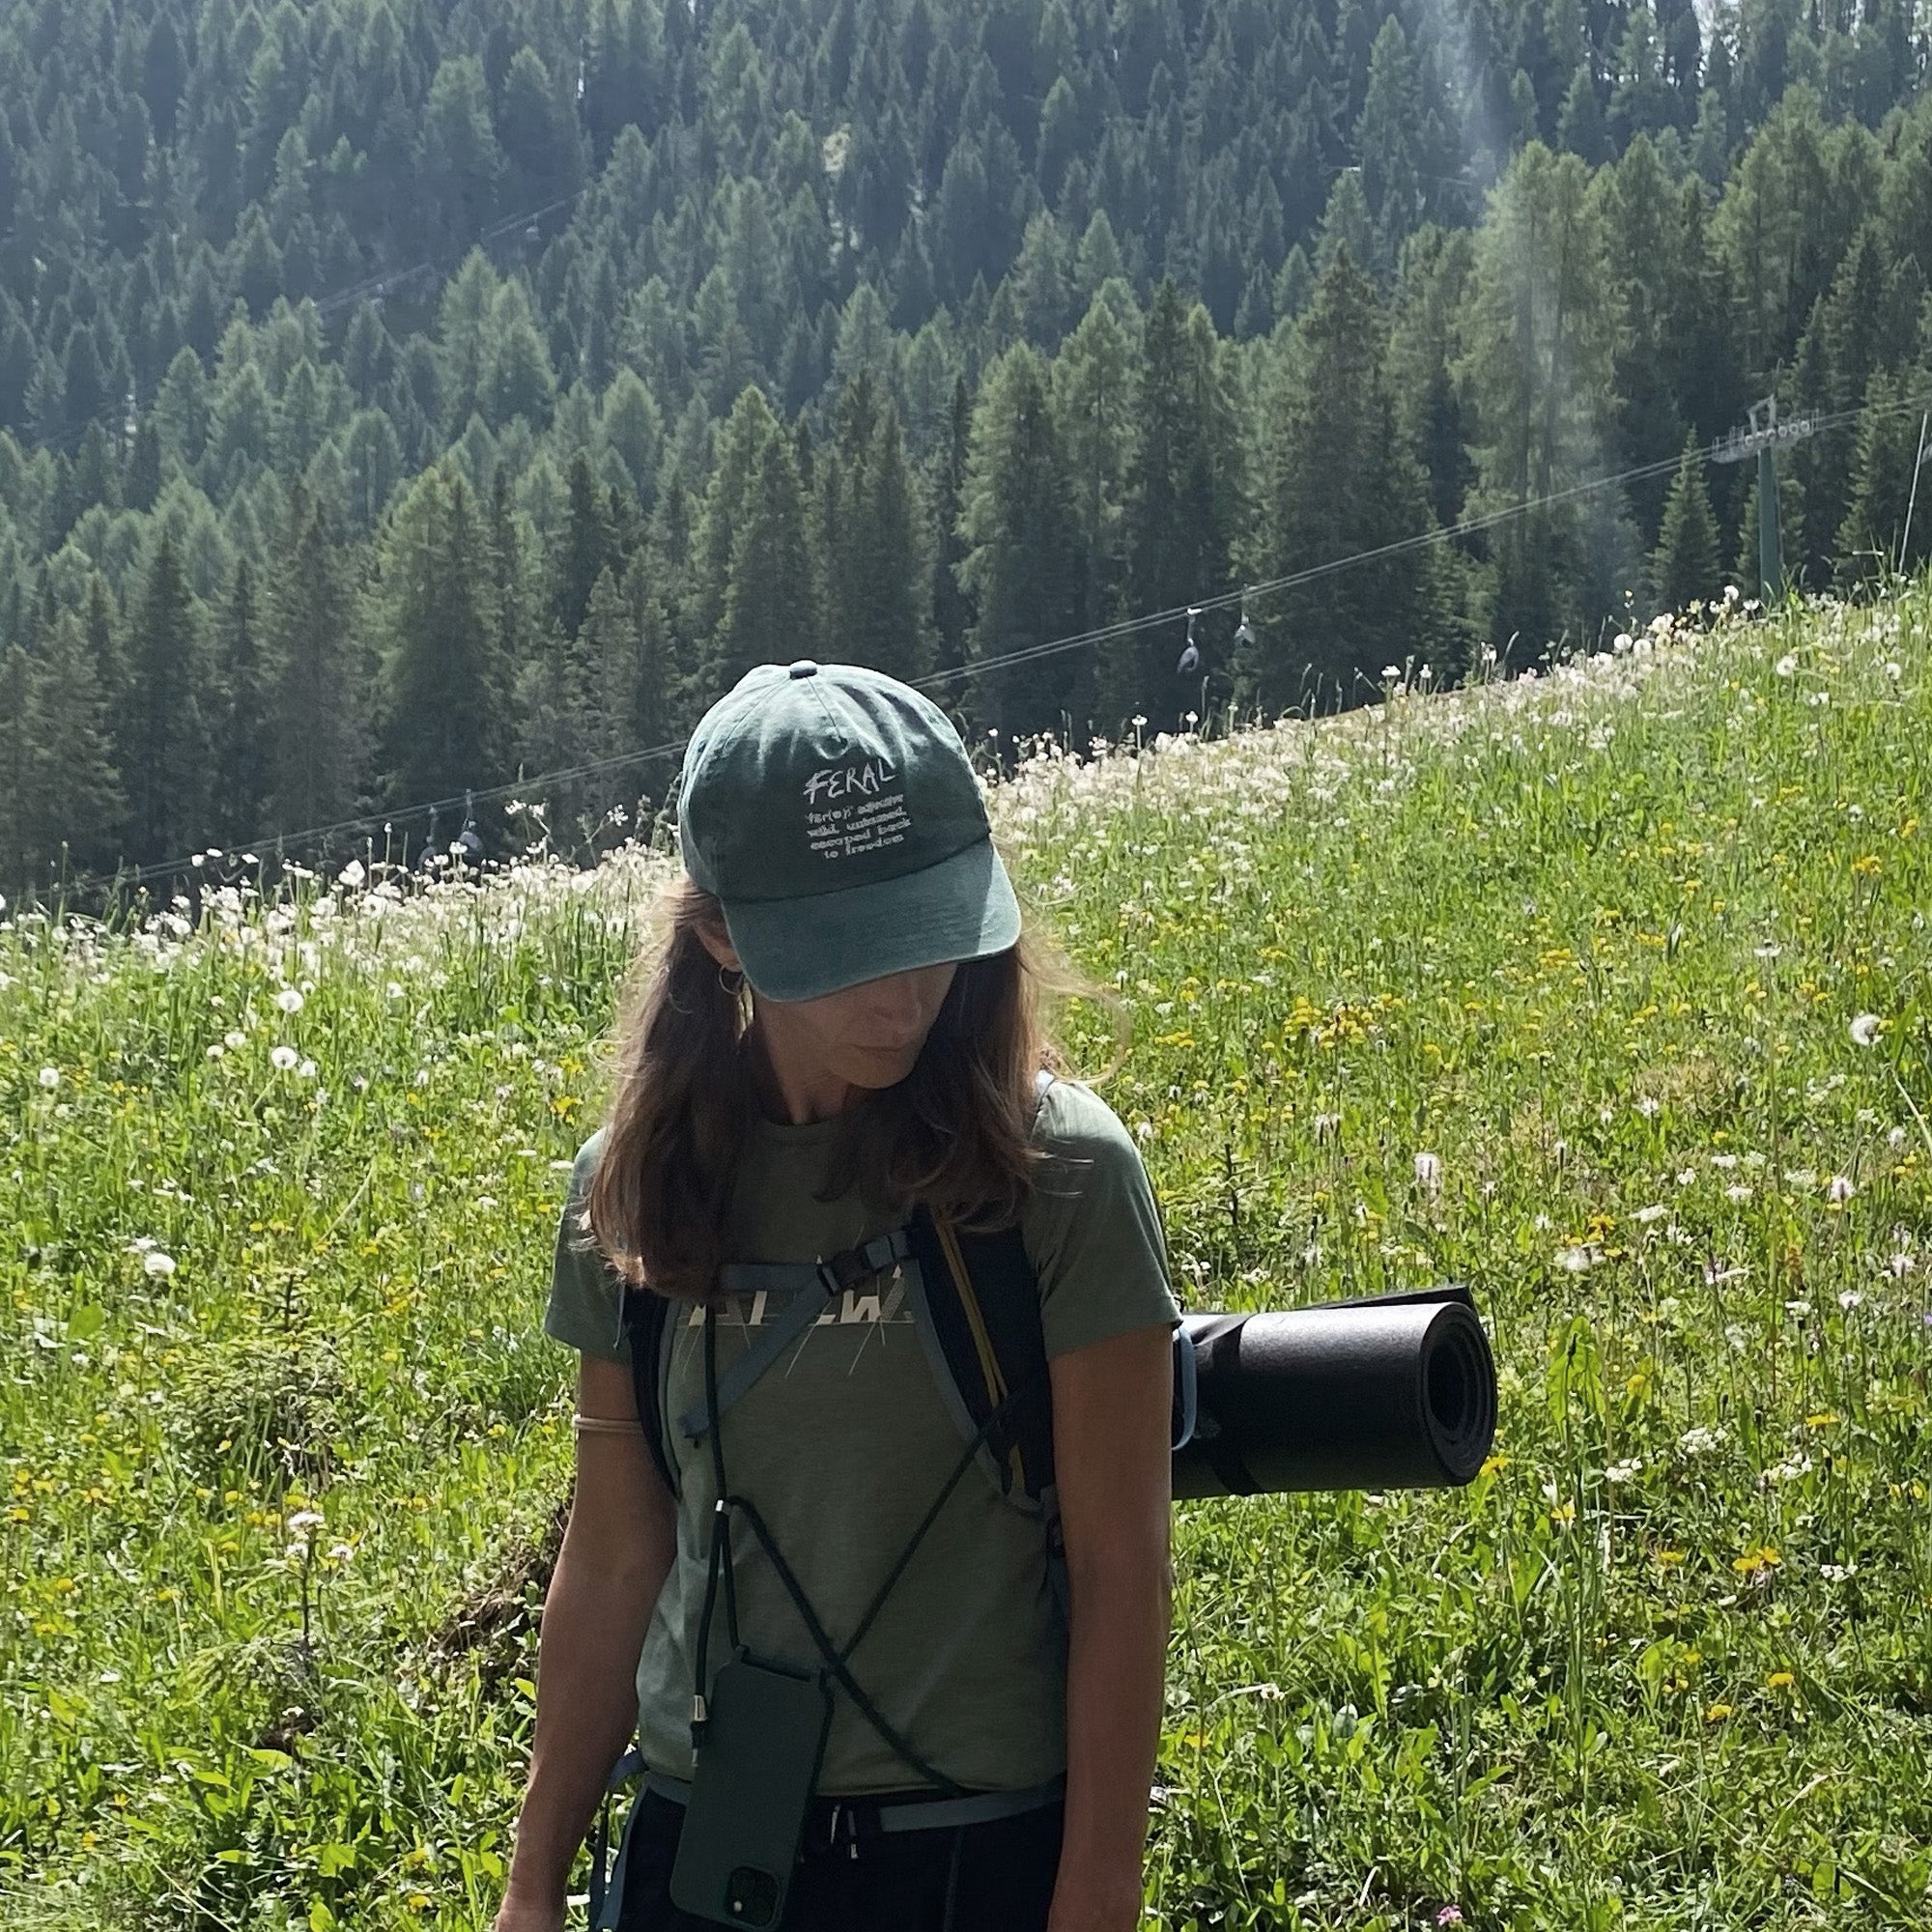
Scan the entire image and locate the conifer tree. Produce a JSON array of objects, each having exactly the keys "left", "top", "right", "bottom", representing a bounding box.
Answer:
[
  {"left": 958, "top": 344, "right": 1085, "bottom": 743},
  {"left": 377, "top": 466, "right": 502, "bottom": 807},
  {"left": 213, "top": 559, "right": 272, "bottom": 843},
  {"left": 517, "top": 562, "right": 638, "bottom": 836},
  {"left": 0, "top": 643, "right": 29, "bottom": 891},
  {"left": 553, "top": 451, "right": 615, "bottom": 644},
  {"left": 489, "top": 464, "right": 535, "bottom": 696},
  {"left": 716, "top": 424, "right": 818, "bottom": 691},
  {"left": 1837, "top": 371, "right": 1924, "bottom": 584},
  {"left": 690, "top": 387, "right": 787, "bottom": 675},
  {"left": 121, "top": 535, "right": 212, "bottom": 863},
  {"left": 1238, "top": 248, "right": 1443, "bottom": 714},
  {"left": 82, "top": 576, "right": 126, "bottom": 792},
  {"left": 1052, "top": 295, "right": 1138, "bottom": 664},
  {"left": 1112, "top": 283, "right": 1242, "bottom": 733},
  {"left": 22, "top": 613, "right": 121, "bottom": 878},
  {"left": 929, "top": 378, "right": 975, "bottom": 677},
  {"left": 265, "top": 490, "right": 364, "bottom": 834},
  {"left": 1651, "top": 435, "right": 1720, "bottom": 613},
  {"left": 819, "top": 372, "right": 929, "bottom": 679}
]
